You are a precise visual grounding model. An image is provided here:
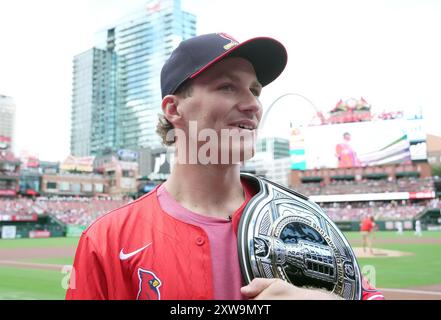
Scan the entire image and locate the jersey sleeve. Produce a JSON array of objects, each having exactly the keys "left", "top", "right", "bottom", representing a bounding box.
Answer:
[
  {"left": 65, "top": 233, "right": 108, "bottom": 300},
  {"left": 361, "top": 276, "right": 385, "bottom": 300}
]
